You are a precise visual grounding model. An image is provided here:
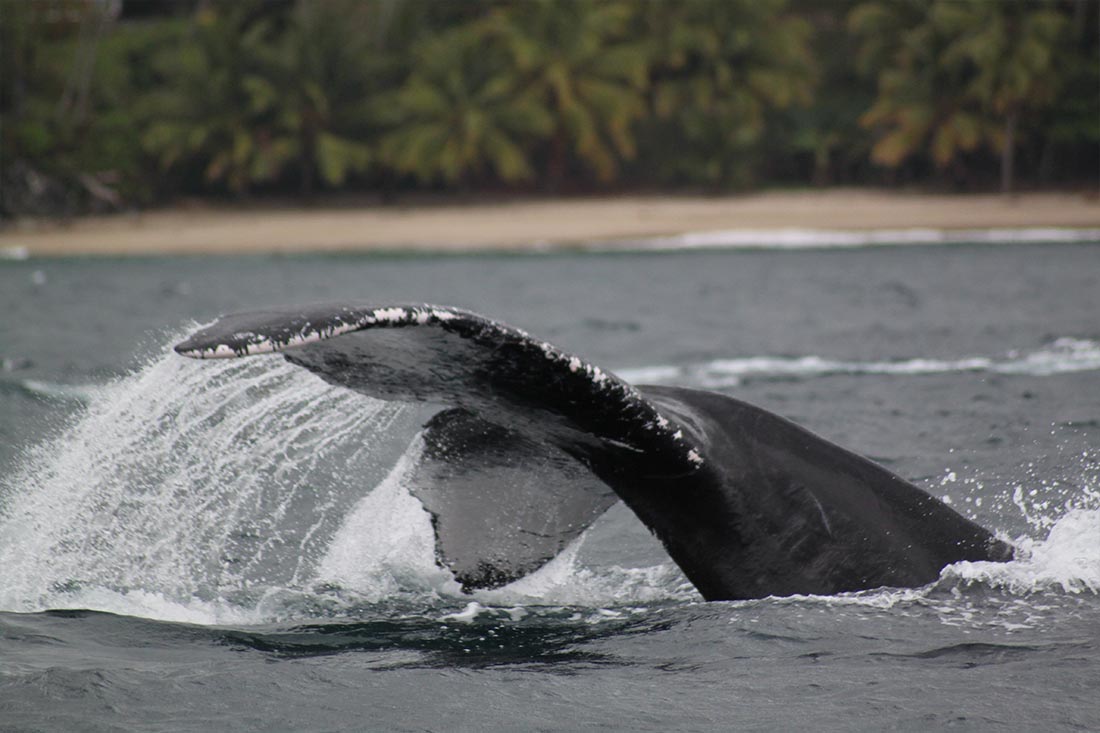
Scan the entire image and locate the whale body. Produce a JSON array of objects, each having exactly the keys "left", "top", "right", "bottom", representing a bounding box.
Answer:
[{"left": 175, "top": 303, "right": 1013, "bottom": 601}]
